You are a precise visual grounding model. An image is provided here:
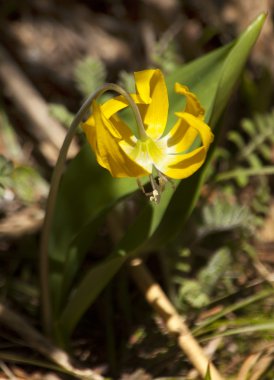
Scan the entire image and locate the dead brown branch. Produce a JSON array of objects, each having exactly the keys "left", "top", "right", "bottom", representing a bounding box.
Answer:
[
  {"left": 0, "top": 45, "right": 78, "bottom": 165},
  {"left": 0, "top": 303, "right": 104, "bottom": 380}
]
